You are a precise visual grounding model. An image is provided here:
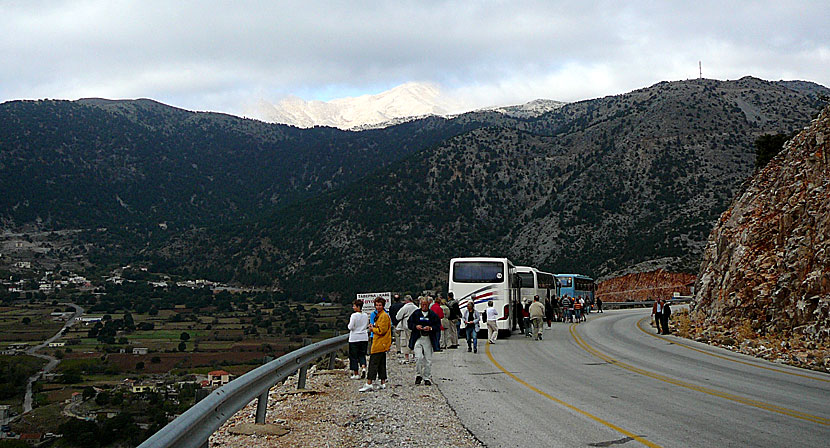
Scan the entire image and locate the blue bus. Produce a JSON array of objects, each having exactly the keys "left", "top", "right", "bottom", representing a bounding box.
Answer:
[{"left": 555, "top": 274, "right": 595, "bottom": 304}]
